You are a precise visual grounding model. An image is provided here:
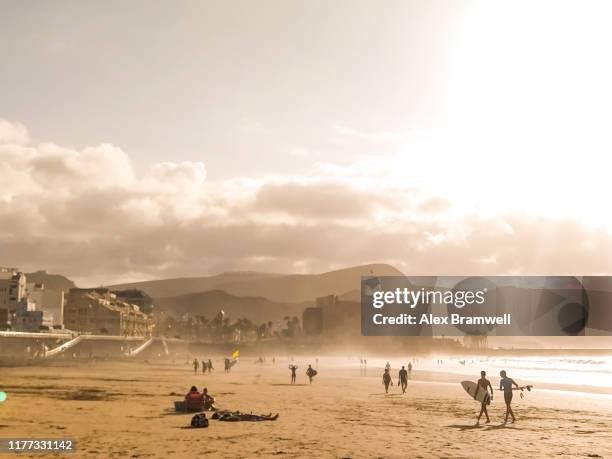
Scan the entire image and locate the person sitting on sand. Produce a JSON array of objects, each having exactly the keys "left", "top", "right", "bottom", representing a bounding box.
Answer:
[
  {"left": 382, "top": 368, "right": 393, "bottom": 393},
  {"left": 202, "top": 387, "right": 216, "bottom": 411},
  {"left": 499, "top": 370, "right": 519, "bottom": 424},
  {"left": 289, "top": 364, "right": 298, "bottom": 384},
  {"left": 398, "top": 366, "right": 408, "bottom": 394},
  {"left": 475, "top": 371, "right": 494, "bottom": 425},
  {"left": 306, "top": 364, "right": 317, "bottom": 384},
  {"left": 185, "top": 386, "right": 204, "bottom": 412}
]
